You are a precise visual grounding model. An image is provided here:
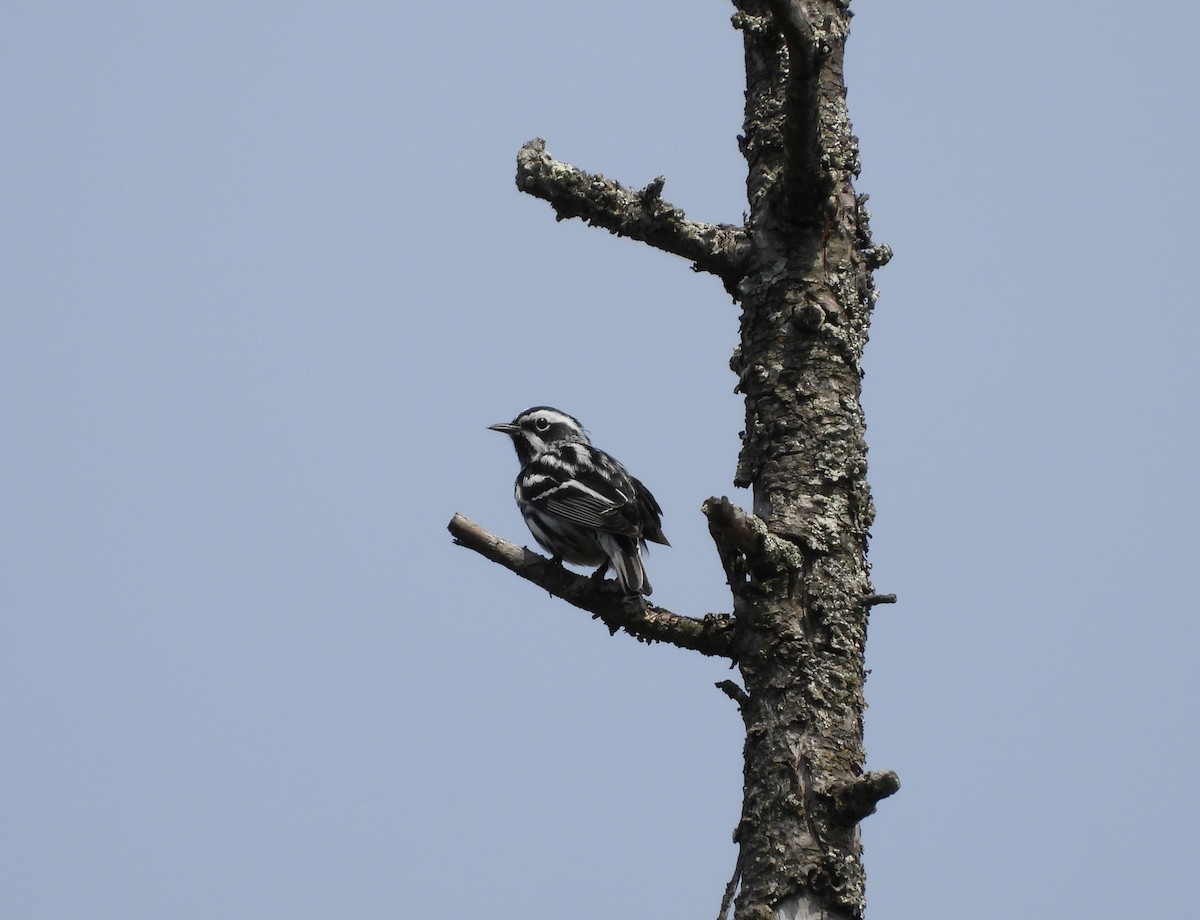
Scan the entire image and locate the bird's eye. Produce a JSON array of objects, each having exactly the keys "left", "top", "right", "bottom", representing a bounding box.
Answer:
[{"left": 534, "top": 417, "right": 550, "bottom": 432}]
